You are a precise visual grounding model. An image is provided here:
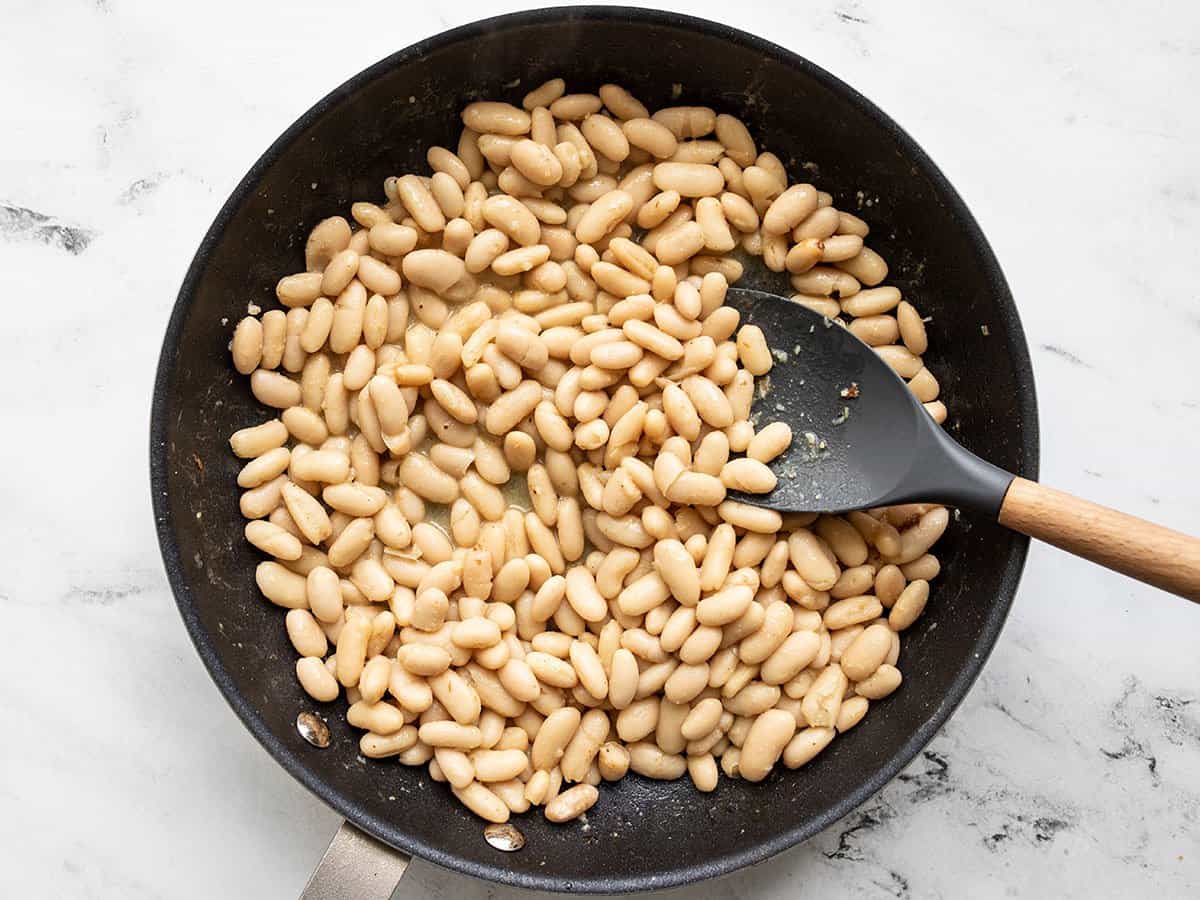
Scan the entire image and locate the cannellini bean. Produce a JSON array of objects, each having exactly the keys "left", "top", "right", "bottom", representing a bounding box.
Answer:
[
  {"left": 463, "top": 101, "right": 531, "bottom": 135},
  {"left": 653, "top": 539, "right": 700, "bottom": 606},
  {"left": 654, "top": 221, "right": 706, "bottom": 265},
  {"left": 559, "top": 708, "right": 609, "bottom": 781},
  {"left": 739, "top": 709, "right": 797, "bottom": 782},
  {"left": 782, "top": 726, "right": 836, "bottom": 768},
  {"left": 836, "top": 246, "right": 888, "bottom": 286},
  {"left": 471, "top": 748, "right": 528, "bottom": 783},
  {"left": 295, "top": 656, "right": 339, "bottom": 702},
  {"left": 841, "top": 623, "right": 893, "bottom": 681},
  {"left": 545, "top": 784, "right": 599, "bottom": 823},
  {"left": 511, "top": 139, "right": 564, "bottom": 186},
  {"left": 483, "top": 194, "right": 541, "bottom": 247},
  {"left": 855, "top": 664, "right": 903, "bottom": 699},
  {"left": 628, "top": 742, "right": 687, "bottom": 779},
  {"left": 237, "top": 447, "right": 291, "bottom": 489},
  {"left": 575, "top": 190, "right": 635, "bottom": 244},
  {"left": 398, "top": 453, "right": 459, "bottom": 504},
  {"left": 531, "top": 707, "right": 581, "bottom": 771},
  {"left": 596, "top": 741, "right": 631, "bottom": 781},
  {"left": 564, "top": 566, "right": 607, "bottom": 622},
  {"left": 721, "top": 458, "right": 777, "bottom": 494},
  {"left": 891, "top": 508, "right": 950, "bottom": 564},
  {"left": 229, "top": 419, "right": 288, "bottom": 459},
  {"left": 841, "top": 285, "right": 900, "bottom": 317},
  {"left": 834, "top": 695, "right": 869, "bottom": 733},
  {"left": 800, "top": 664, "right": 848, "bottom": 727},
  {"left": 896, "top": 300, "right": 929, "bottom": 354},
  {"left": 735, "top": 324, "right": 772, "bottom": 375},
  {"left": 763, "top": 185, "right": 819, "bottom": 234},
  {"left": 652, "top": 106, "right": 716, "bottom": 139},
  {"left": 523, "top": 78, "right": 565, "bottom": 110},
  {"left": 889, "top": 579, "right": 930, "bottom": 631},
  {"left": 824, "top": 595, "right": 884, "bottom": 631},
  {"left": 550, "top": 93, "right": 603, "bottom": 120},
  {"left": 402, "top": 250, "right": 464, "bottom": 293},
  {"left": 449, "top": 781, "right": 507, "bottom": 823},
  {"left": 652, "top": 162, "right": 724, "bottom": 198},
  {"left": 608, "top": 649, "right": 639, "bottom": 710}
]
